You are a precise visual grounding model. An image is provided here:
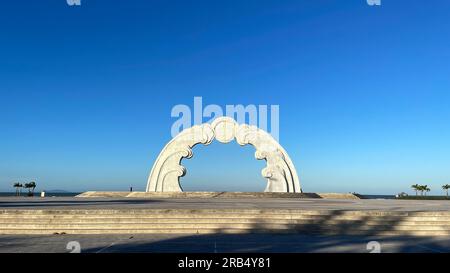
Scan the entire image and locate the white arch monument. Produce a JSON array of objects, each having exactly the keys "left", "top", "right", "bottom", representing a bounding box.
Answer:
[{"left": 146, "top": 117, "right": 301, "bottom": 193}]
